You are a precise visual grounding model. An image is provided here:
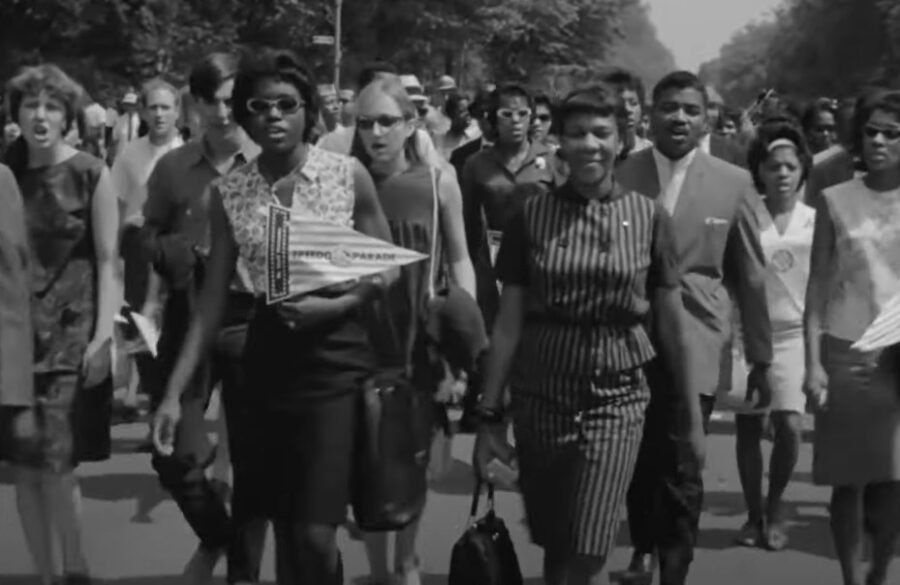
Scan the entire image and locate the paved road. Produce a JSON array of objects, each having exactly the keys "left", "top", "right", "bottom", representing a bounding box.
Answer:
[{"left": 0, "top": 412, "right": 897, "bottom": 584}]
